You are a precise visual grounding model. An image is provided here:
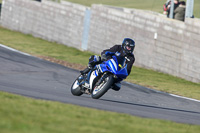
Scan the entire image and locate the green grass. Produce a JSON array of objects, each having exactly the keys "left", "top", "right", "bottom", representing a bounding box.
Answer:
[
  {"left": 65, "top": 0, "right": 200, "bottom": 18},
  {"left": 0, "top": 27, "right": 93, "bottom": 66},
  {"left": 1, "top": 91, "right": 200, "bottom": 133},
  {"left": 0, "top": 26, "right": 199, "bottom": 100}
]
